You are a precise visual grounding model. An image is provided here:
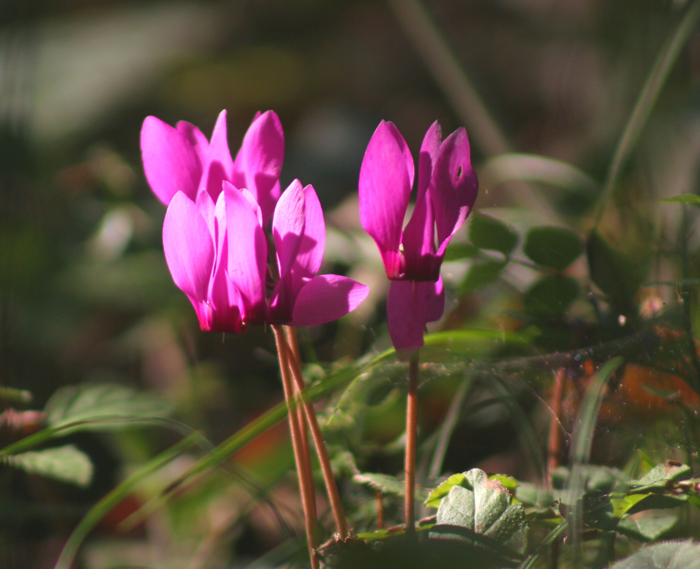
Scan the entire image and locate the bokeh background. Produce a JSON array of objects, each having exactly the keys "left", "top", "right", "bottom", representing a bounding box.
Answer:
[{"left": 3, "top": 0, "right": 700, "bottom": 567}]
